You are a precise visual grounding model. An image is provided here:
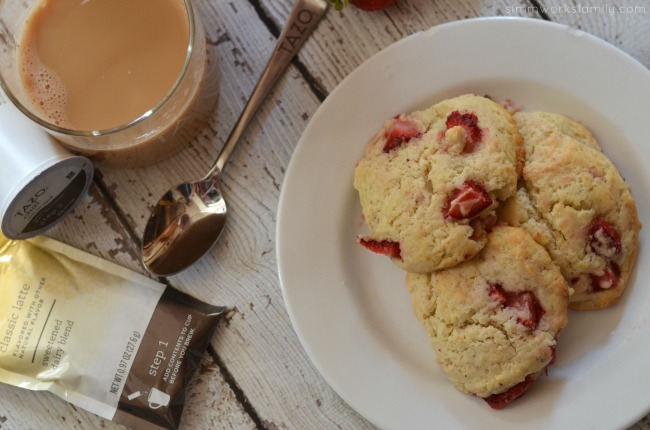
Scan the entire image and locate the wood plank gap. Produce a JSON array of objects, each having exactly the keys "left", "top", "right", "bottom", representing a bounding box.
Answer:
[
  {"left": 248, "top": 0, "right": 282, "bottom": 39},
  {"left": 293, "top": 59, "right": 329, "bottom": 103},
  {"left": 206, "top": 344, "right": 267, "bottom": 430},
  {"left": 528, "top": 0, "right": 552, "bottom": 20},
  {"left": 92, "top": 170, "right": 143, "bottom": 251},
  {"left": 248, "top": 0, "right": 329, "bottom": 102}
]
